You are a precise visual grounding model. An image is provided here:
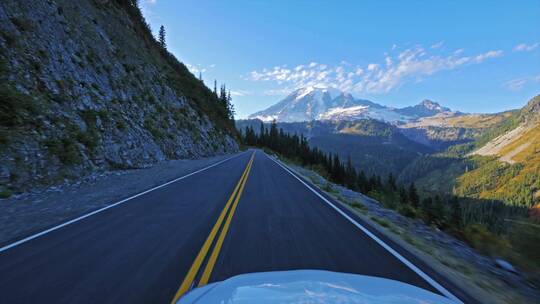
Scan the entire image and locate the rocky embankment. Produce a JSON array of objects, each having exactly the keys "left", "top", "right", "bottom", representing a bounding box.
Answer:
[{"left": 0, "top": 0, "right": 238, "bottom": 195}]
